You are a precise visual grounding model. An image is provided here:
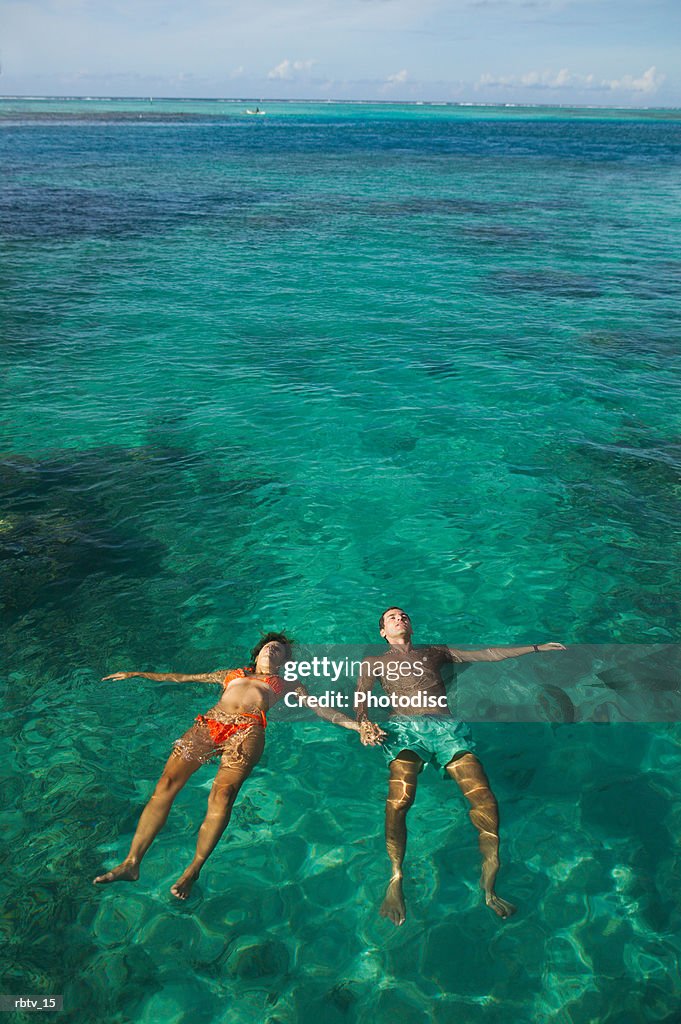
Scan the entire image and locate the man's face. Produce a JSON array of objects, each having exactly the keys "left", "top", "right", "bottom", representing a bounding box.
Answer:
[{"left": 380, "top": 608, "right": 413, "bottom": 643}]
